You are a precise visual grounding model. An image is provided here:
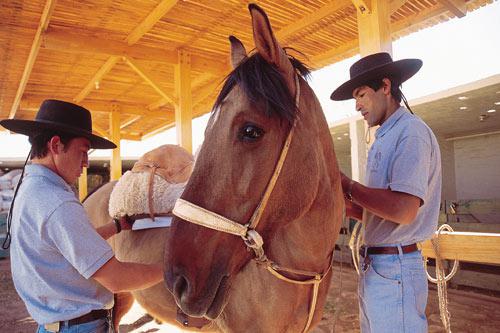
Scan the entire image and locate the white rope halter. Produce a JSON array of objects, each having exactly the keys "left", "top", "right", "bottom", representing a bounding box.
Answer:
[{"left": 172, "top": 74, "right": 332, "bottom": 332}]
